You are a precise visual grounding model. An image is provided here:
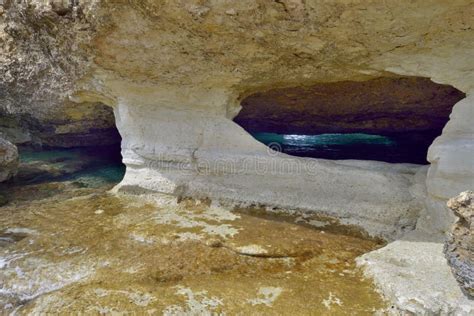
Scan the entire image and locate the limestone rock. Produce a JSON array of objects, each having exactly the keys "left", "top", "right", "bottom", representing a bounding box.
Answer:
[
  {"left": 0, "top": 136, "right": 18, "bottom": 182},
  {"left": 1, "top": 1, "right": 473, "bottom": 237},
  {"left": 357, "top": 240, "right": 474, "bottom": 315},
  {"left": 421, "top": 95, "right": 474, "bottom": 234},
  {"left": 445, "top": 191, "right": 474, "bottom": 298},
  {"left": 0, "top": 1, "right": 119, "bottom": 147}
]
